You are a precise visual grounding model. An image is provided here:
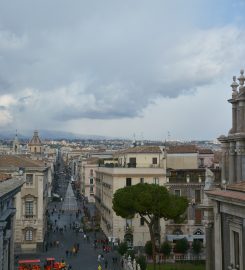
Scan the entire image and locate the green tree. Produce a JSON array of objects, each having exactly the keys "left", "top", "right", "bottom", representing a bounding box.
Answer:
[
  {"left": 144, "top": 240, "right": 153, "bottom": 256},
  {"left": 174, "top": 238, "right": 189, "bottom": 254},
  {"left": 160, "top": 241, "right": 172, "bottom": 257},
  {"left": 136, "top": 255, "right": 147, "bottom": 270},
  {"left": 112, "top": 183, "right": 188, "bottom": 270},
  {"left": 192, "top": 240, "right": 202, "bottom": 256},
  {"left": 117, "top": 242, "right": 128, "bottom": 255}
]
